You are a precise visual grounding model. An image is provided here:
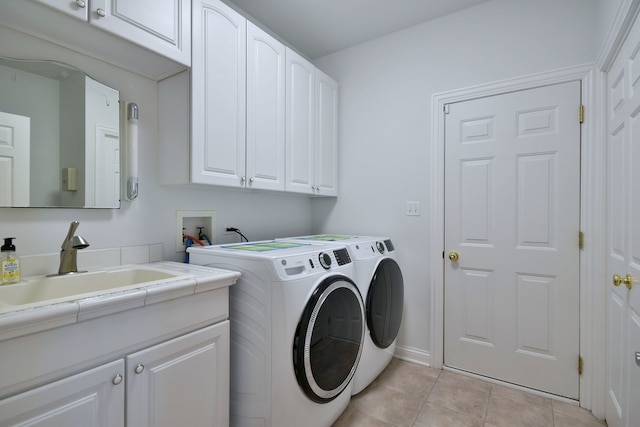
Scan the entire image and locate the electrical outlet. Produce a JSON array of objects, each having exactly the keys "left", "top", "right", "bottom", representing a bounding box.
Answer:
[
  {"left": 405, "top": 201, "right": 421, "bottom": 216},
  {"left": 176, "top": 210, "right": 216, "bottom": 252}
]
